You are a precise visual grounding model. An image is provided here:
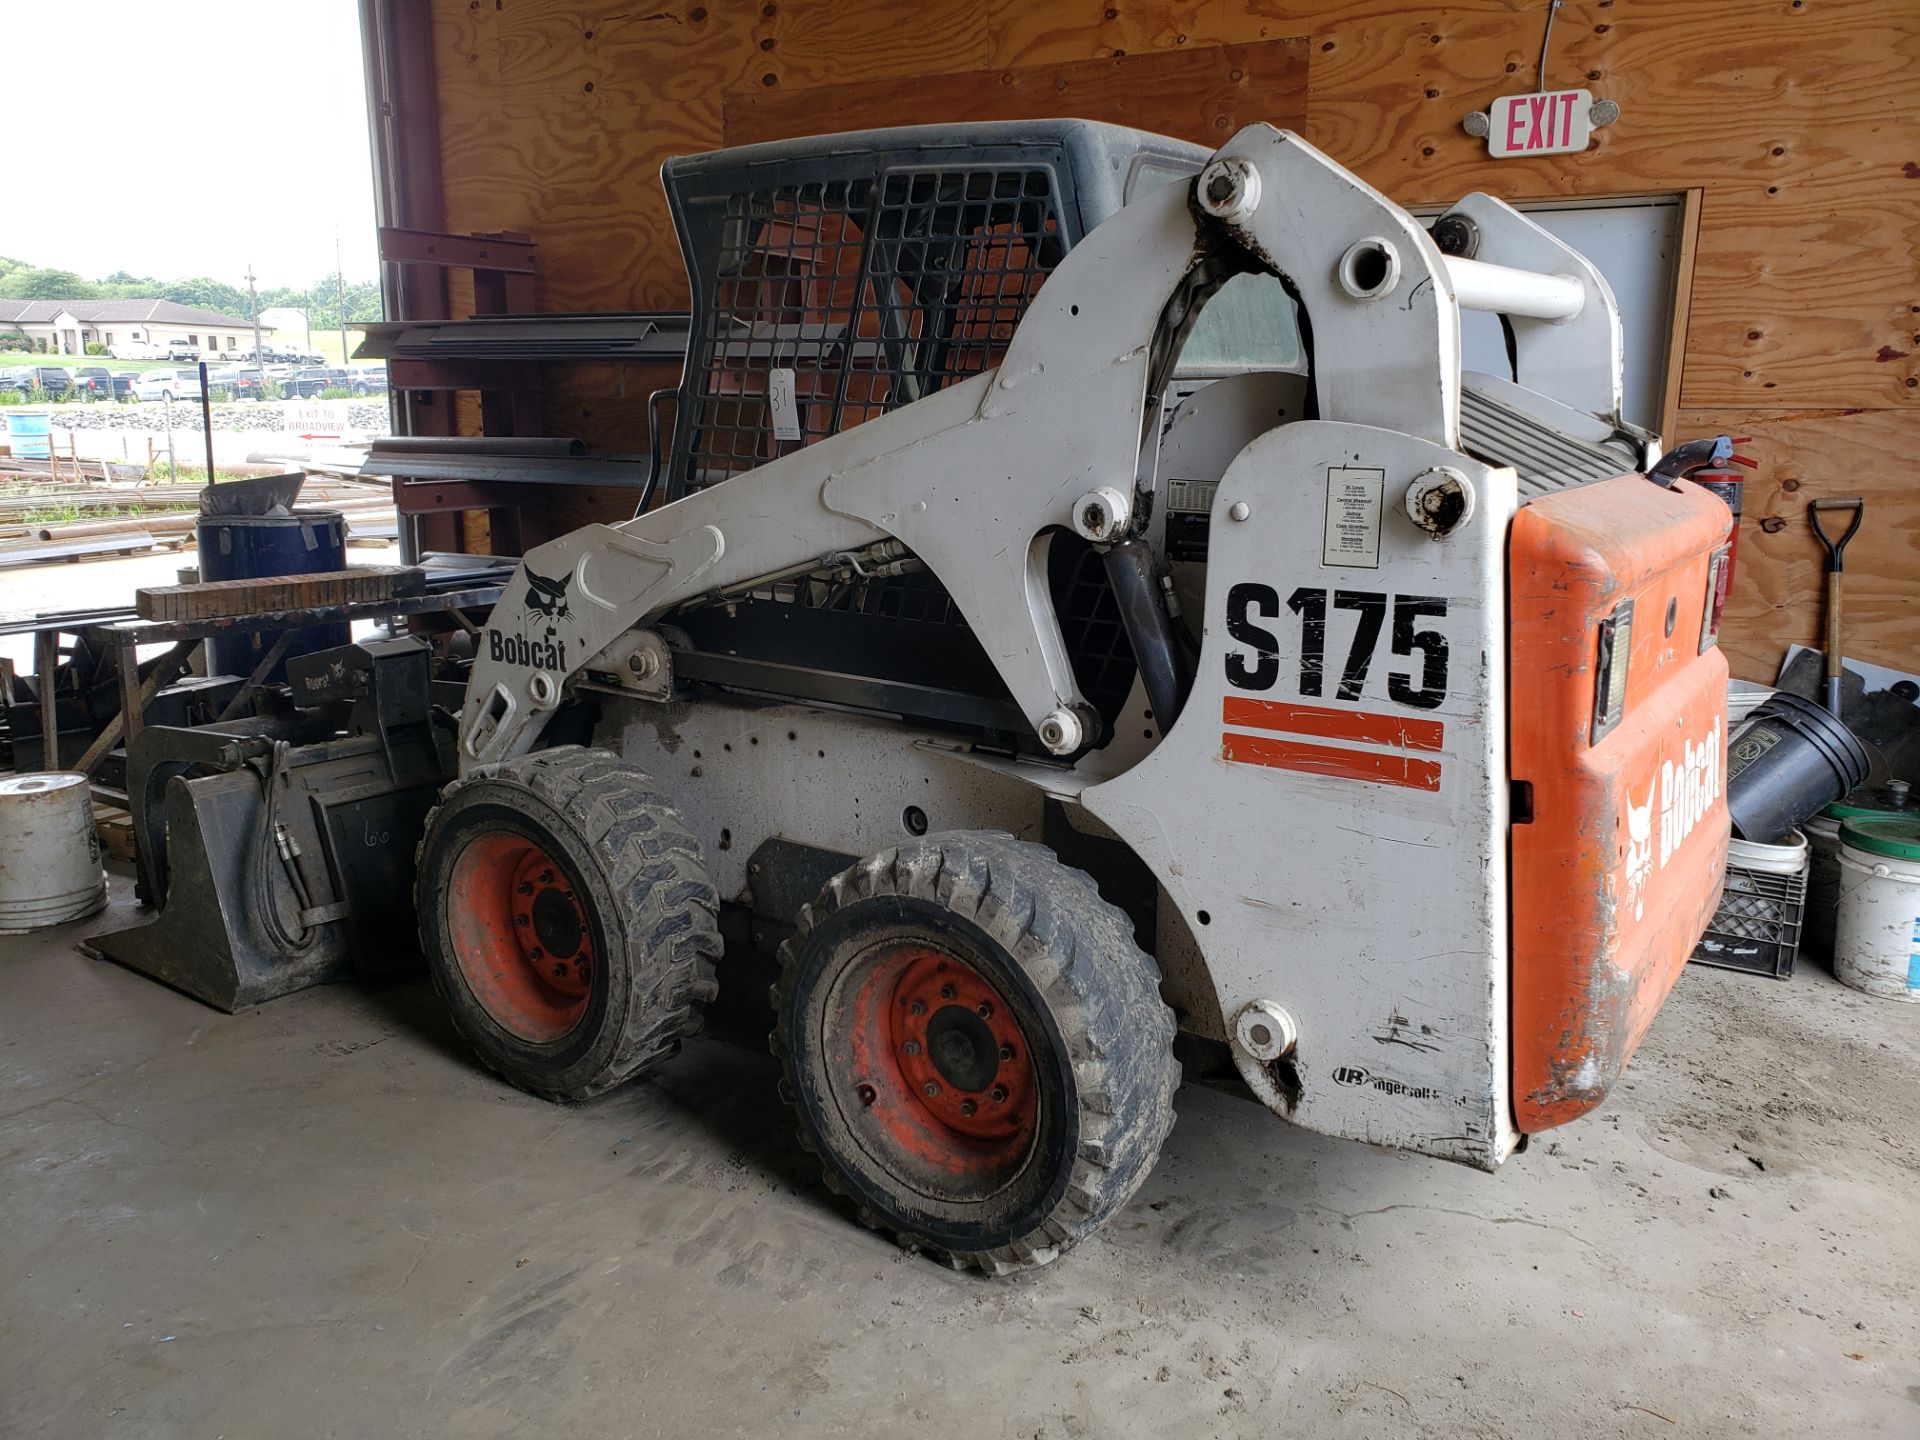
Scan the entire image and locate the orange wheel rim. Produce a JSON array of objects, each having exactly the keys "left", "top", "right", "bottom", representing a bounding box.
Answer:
[
  {"left": 446, "top": 833, "right": 594, "bottom": 1042},
  {"left": 842, "top": 944, "right": 1038, "bottom": 1184}
]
